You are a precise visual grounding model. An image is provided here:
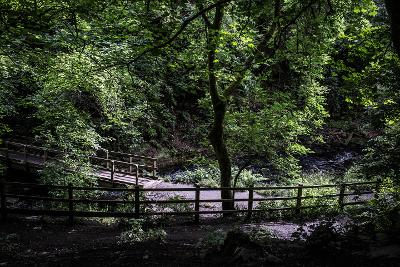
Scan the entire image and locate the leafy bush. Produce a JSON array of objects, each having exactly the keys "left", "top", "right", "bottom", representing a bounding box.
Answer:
[
  {"left": 165, "top": 165, "right": 265, "bottom": 187},
  {"left": 163, "top": 195, "right": 192, "bottom": 213},
  {"left": 246, "top": 227, "right": 276, "bottom": 244},
  {"left": 256, "top": 172, "right": 345, "bottom": 218},
  {"left": 118, "top": 219, "right": 166, "bottom": 244},
  {"left": 351, "top": 178, "right": 400, "bottom": 233},
  {"left": 345, "top": 123, "right": 400, "bottom": 184},
  {"left": 196, "top": 229, "right": 227, "bottom": 253}
]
